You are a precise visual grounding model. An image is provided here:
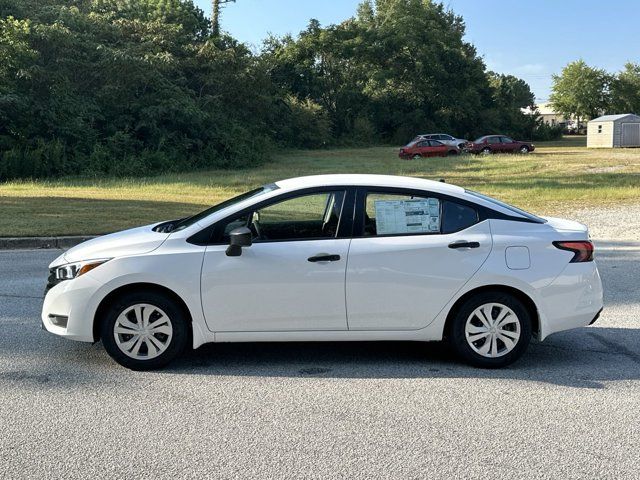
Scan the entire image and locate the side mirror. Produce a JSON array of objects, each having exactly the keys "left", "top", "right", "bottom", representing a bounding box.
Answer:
[{"left": 226, "top": 227, "right": 252, "bottom": 257}]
